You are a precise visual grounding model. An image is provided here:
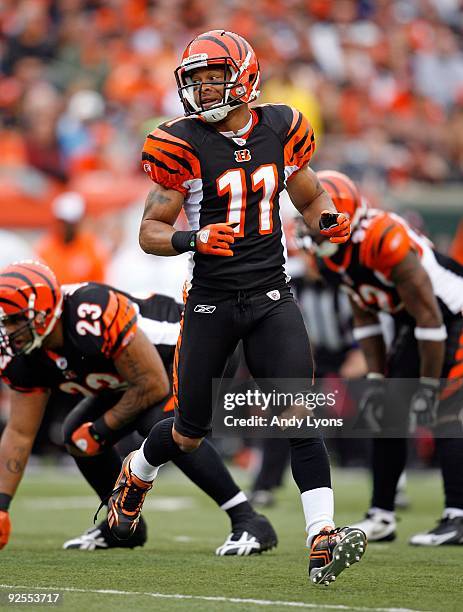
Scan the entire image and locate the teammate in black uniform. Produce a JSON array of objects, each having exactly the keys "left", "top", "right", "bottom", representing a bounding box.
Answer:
[
  {"left": 0, "top": 260, "right": 277, "bottom": 554},
  {"left": 303, "top": 170, "right": 463, "bottom": 545},
  {"left": 107, "top": 30, "right": 366, "bottom": 585}
]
